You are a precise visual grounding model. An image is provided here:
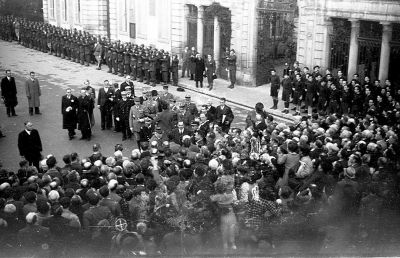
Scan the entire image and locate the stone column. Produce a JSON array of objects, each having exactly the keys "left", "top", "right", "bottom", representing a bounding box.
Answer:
[
  {"left": 182, "top": 4, "right": 189, "bottom": 48},
  {"left": 196, "top": 6, "right": 204, "bottom": 55},
  {"left": 323, "top": 18, "right": 333, "bottom": 71},
  {"left": 378, "top": 22, "right": 392, "bottom": 82},
  {"left": 213, "top": 16, "right": 220, "bottom": 73},
  {"left": 347, "top": 19, "right": 360, "bottom": 80}
]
